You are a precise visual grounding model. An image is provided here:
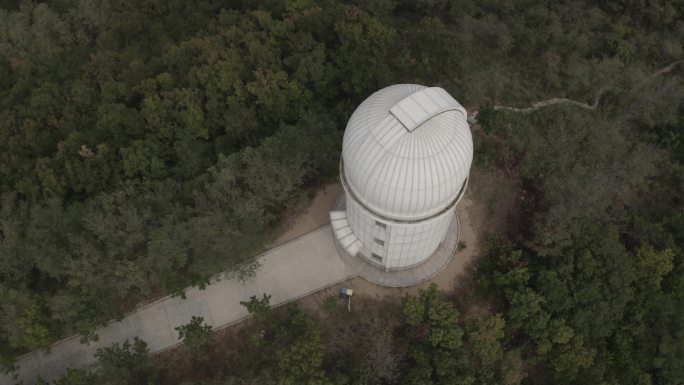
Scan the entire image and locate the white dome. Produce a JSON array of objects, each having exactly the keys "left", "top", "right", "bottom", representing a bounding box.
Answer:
[{"left": 341, "top": 84, "right": 473, "bottom": 221}]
